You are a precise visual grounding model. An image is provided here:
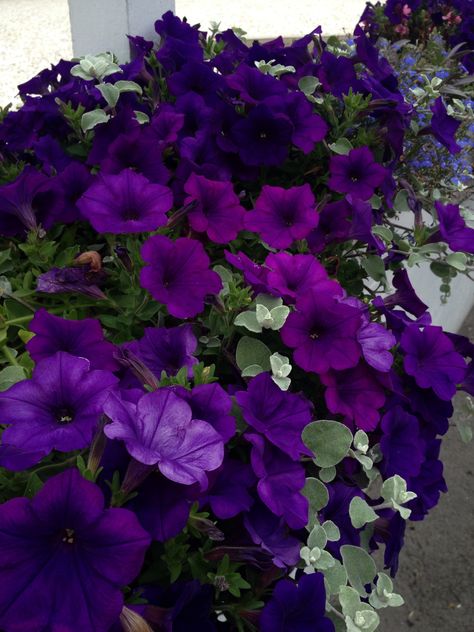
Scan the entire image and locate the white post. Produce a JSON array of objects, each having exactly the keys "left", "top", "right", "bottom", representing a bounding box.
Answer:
[{"left": 68, "top": 0, "right": 176, "bottom": 62}]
